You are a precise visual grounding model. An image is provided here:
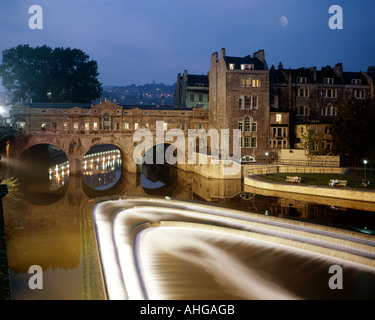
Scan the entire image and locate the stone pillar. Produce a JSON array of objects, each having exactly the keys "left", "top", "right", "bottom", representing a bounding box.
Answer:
[{"left": 69, "top": 157, "right": 82, "bottom": 175}]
